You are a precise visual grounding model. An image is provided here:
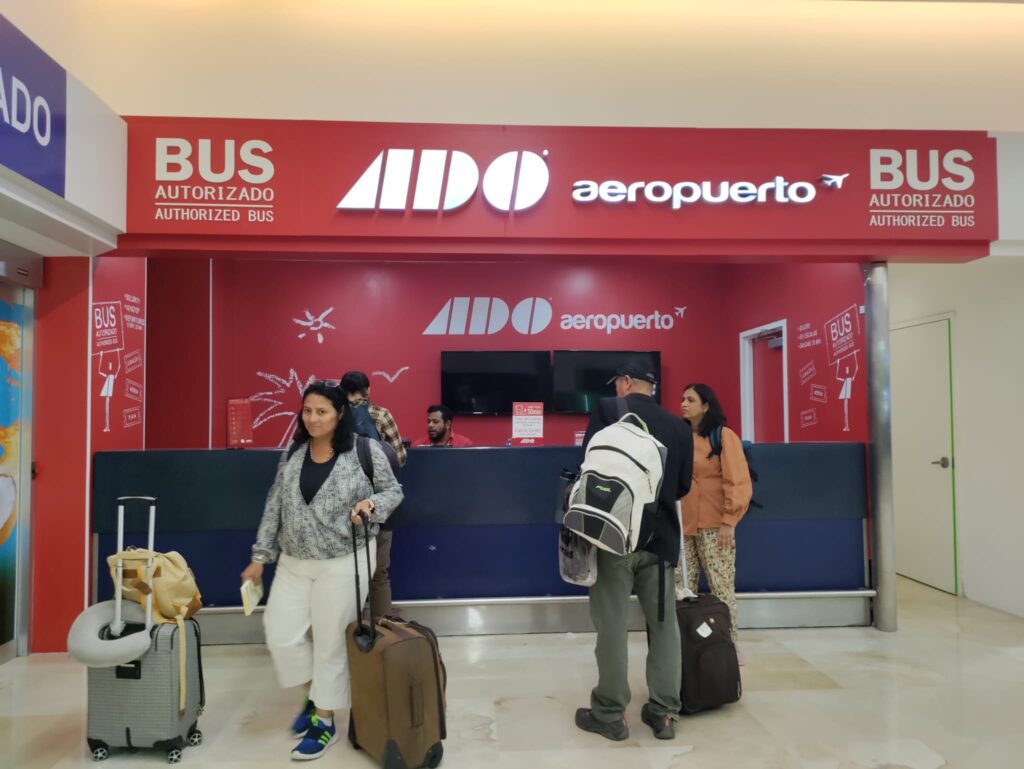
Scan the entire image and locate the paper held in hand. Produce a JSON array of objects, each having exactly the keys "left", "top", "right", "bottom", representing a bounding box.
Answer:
[{"left": 241, "top": 579, "right": 264, "bottom": 616}]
